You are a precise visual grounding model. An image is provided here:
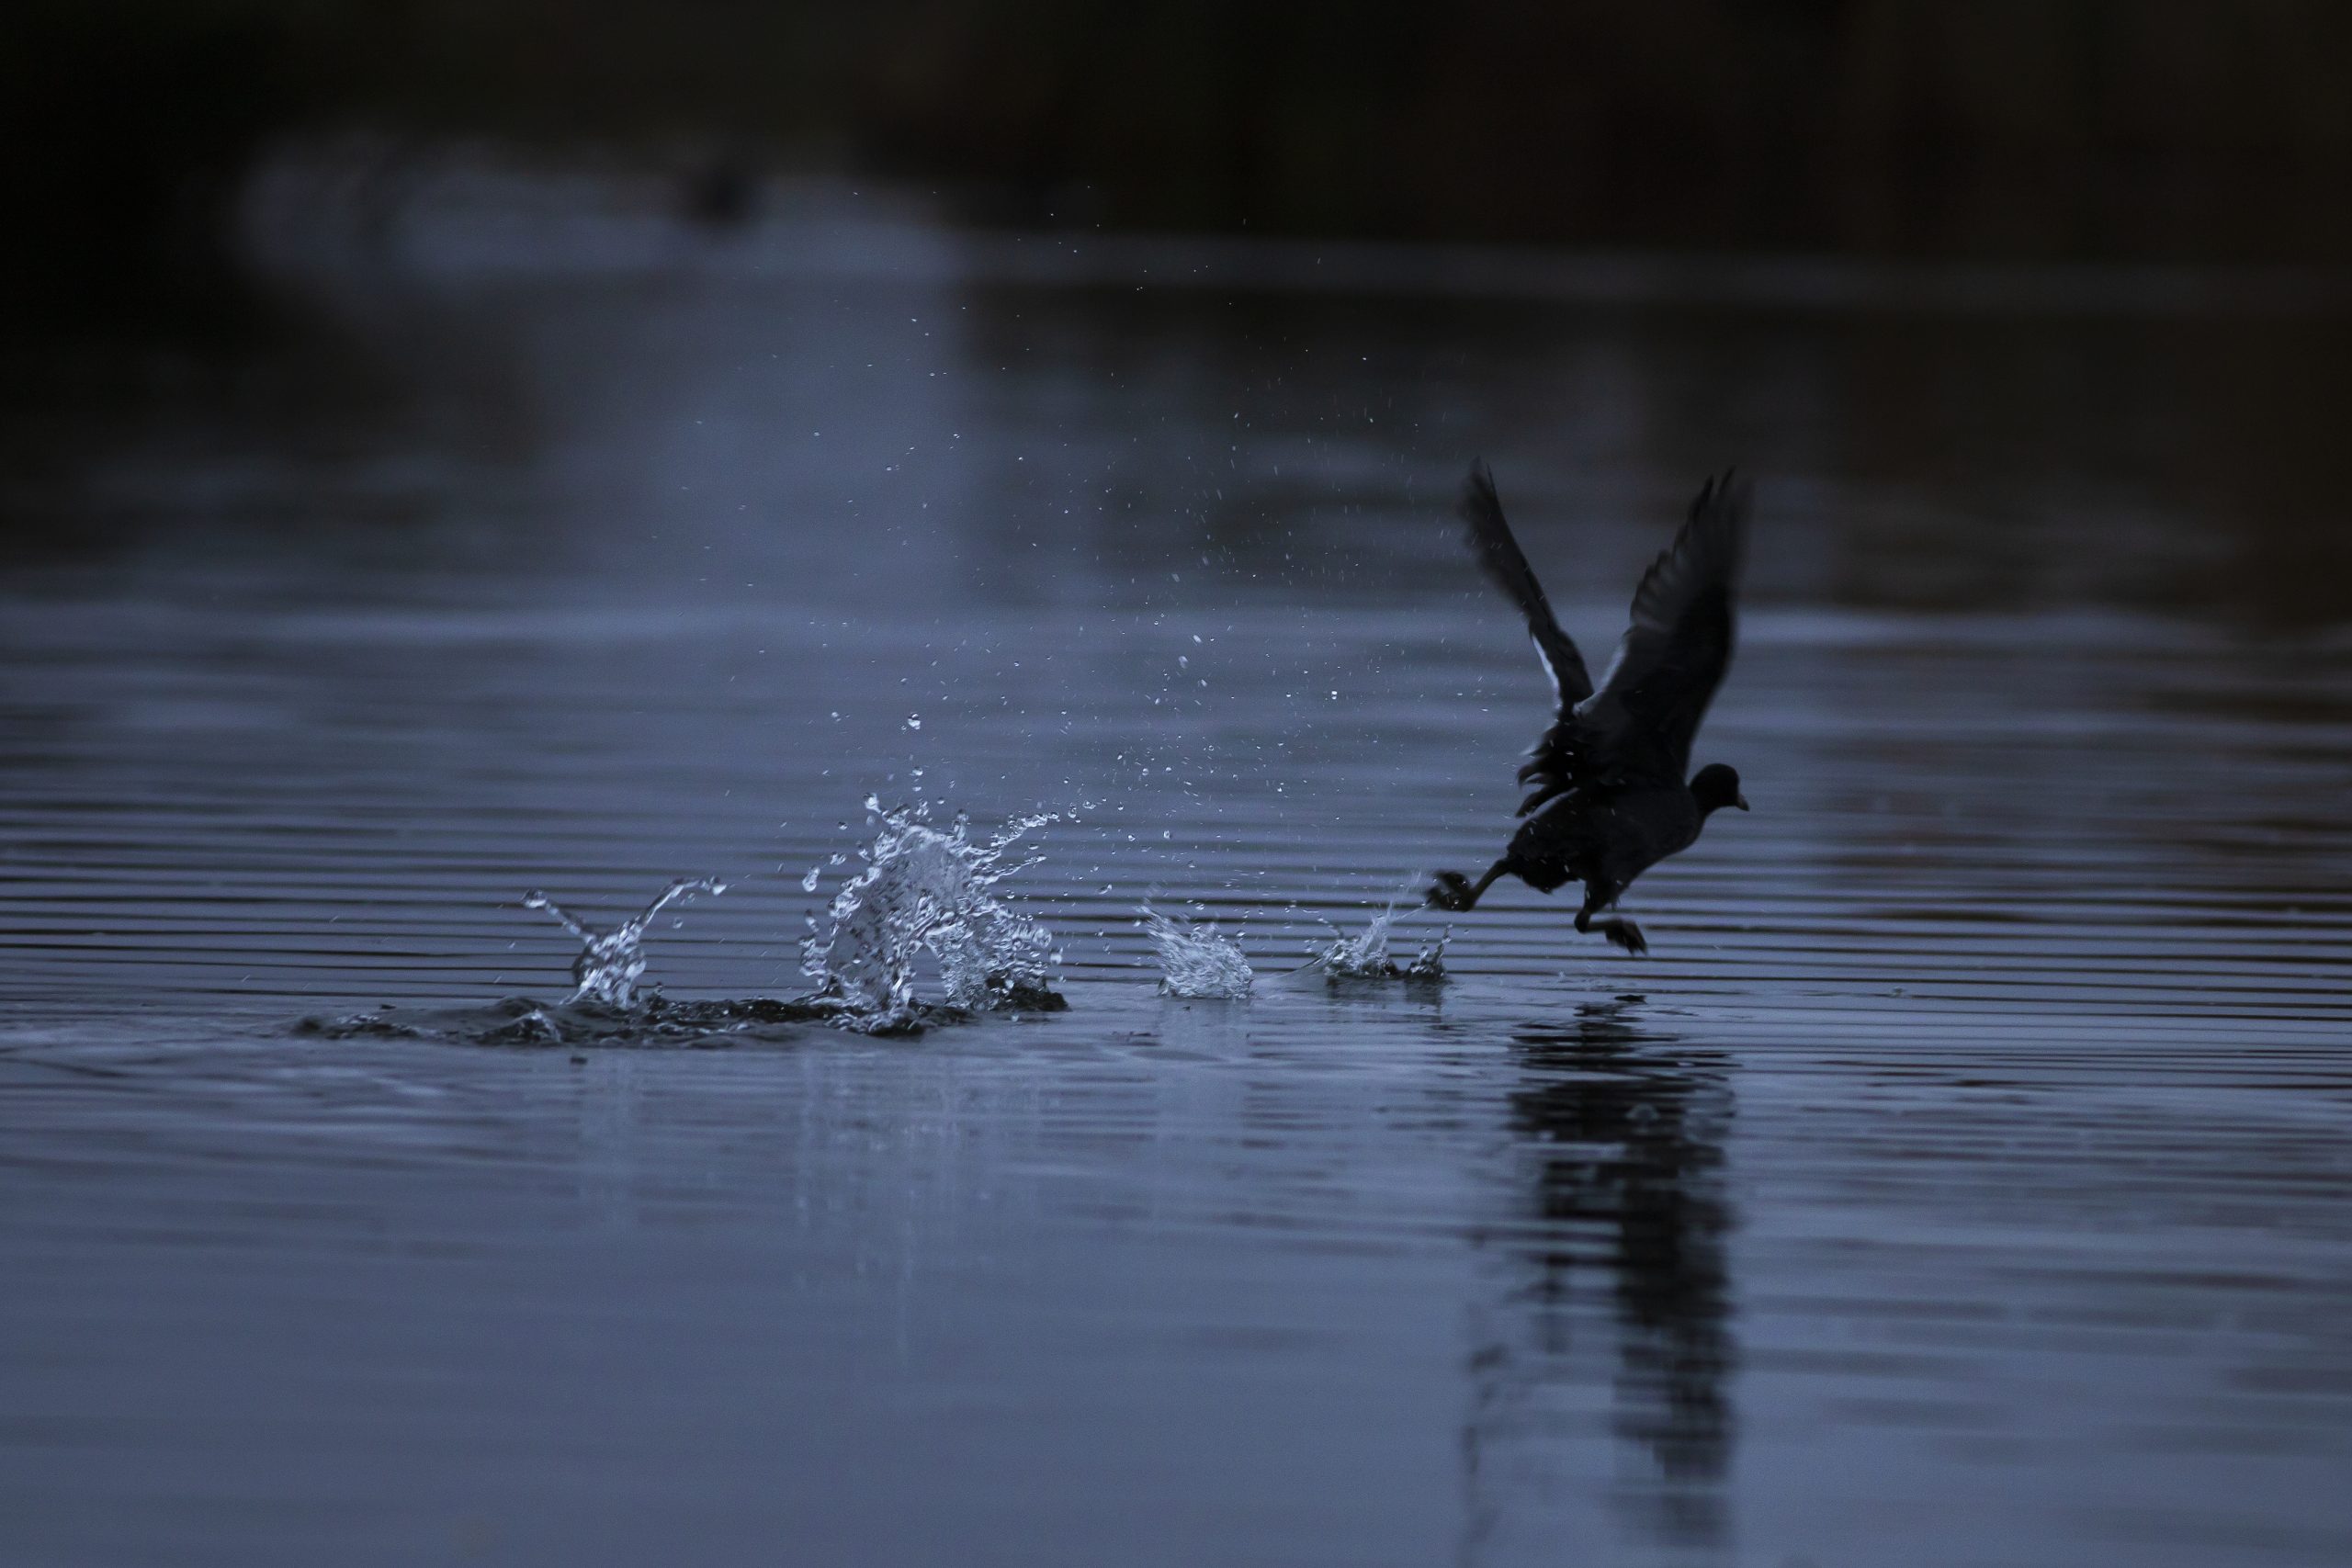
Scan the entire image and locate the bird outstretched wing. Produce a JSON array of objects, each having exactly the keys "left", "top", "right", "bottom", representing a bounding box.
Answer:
[
  {"left": 1503, "top": 470, "right": 1747, "bottom": 814},
  {"left": 1458, "top": 461, "right": 1592, "bottom": 709}
]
